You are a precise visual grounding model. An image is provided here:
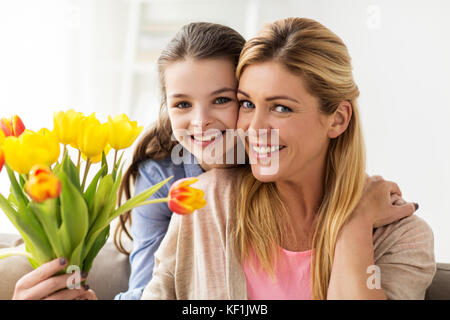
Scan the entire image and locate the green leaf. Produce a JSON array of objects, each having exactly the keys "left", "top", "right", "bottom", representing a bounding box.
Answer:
[
  {"left": 82, "top": 225, "right": 109, "bottom": 273},
  {"left": 101, "top": 151, "right": 108, "bottom": 175},
  {"left": 0, "top": 193, "right": 52, "bottom": 266},
  {"left": 29, "top": 199, "right": 65, "bottom": 259},
  {"left": 91, "top": 174, "right": 114, "bottom": 226},
  {"left": 61, "top": 152, "right": 81, "bottom": 193},
  {"left": 84, "top": 164, "right": 107, "bottom": 213},
  {"left": 19, "top": 174, "right": 27, "bottom": 189},
  {"left": 112, "top": 176, "right": 172, "bottom": 219},
  {"left": 58, "top": 171, "right": 89, "bottom": 263},
  {"left": 83, "top": 172, "right": 121, "bottom": 259},
  {"left": 6, "top": 165, "right": 29, "bottom": 207}
]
